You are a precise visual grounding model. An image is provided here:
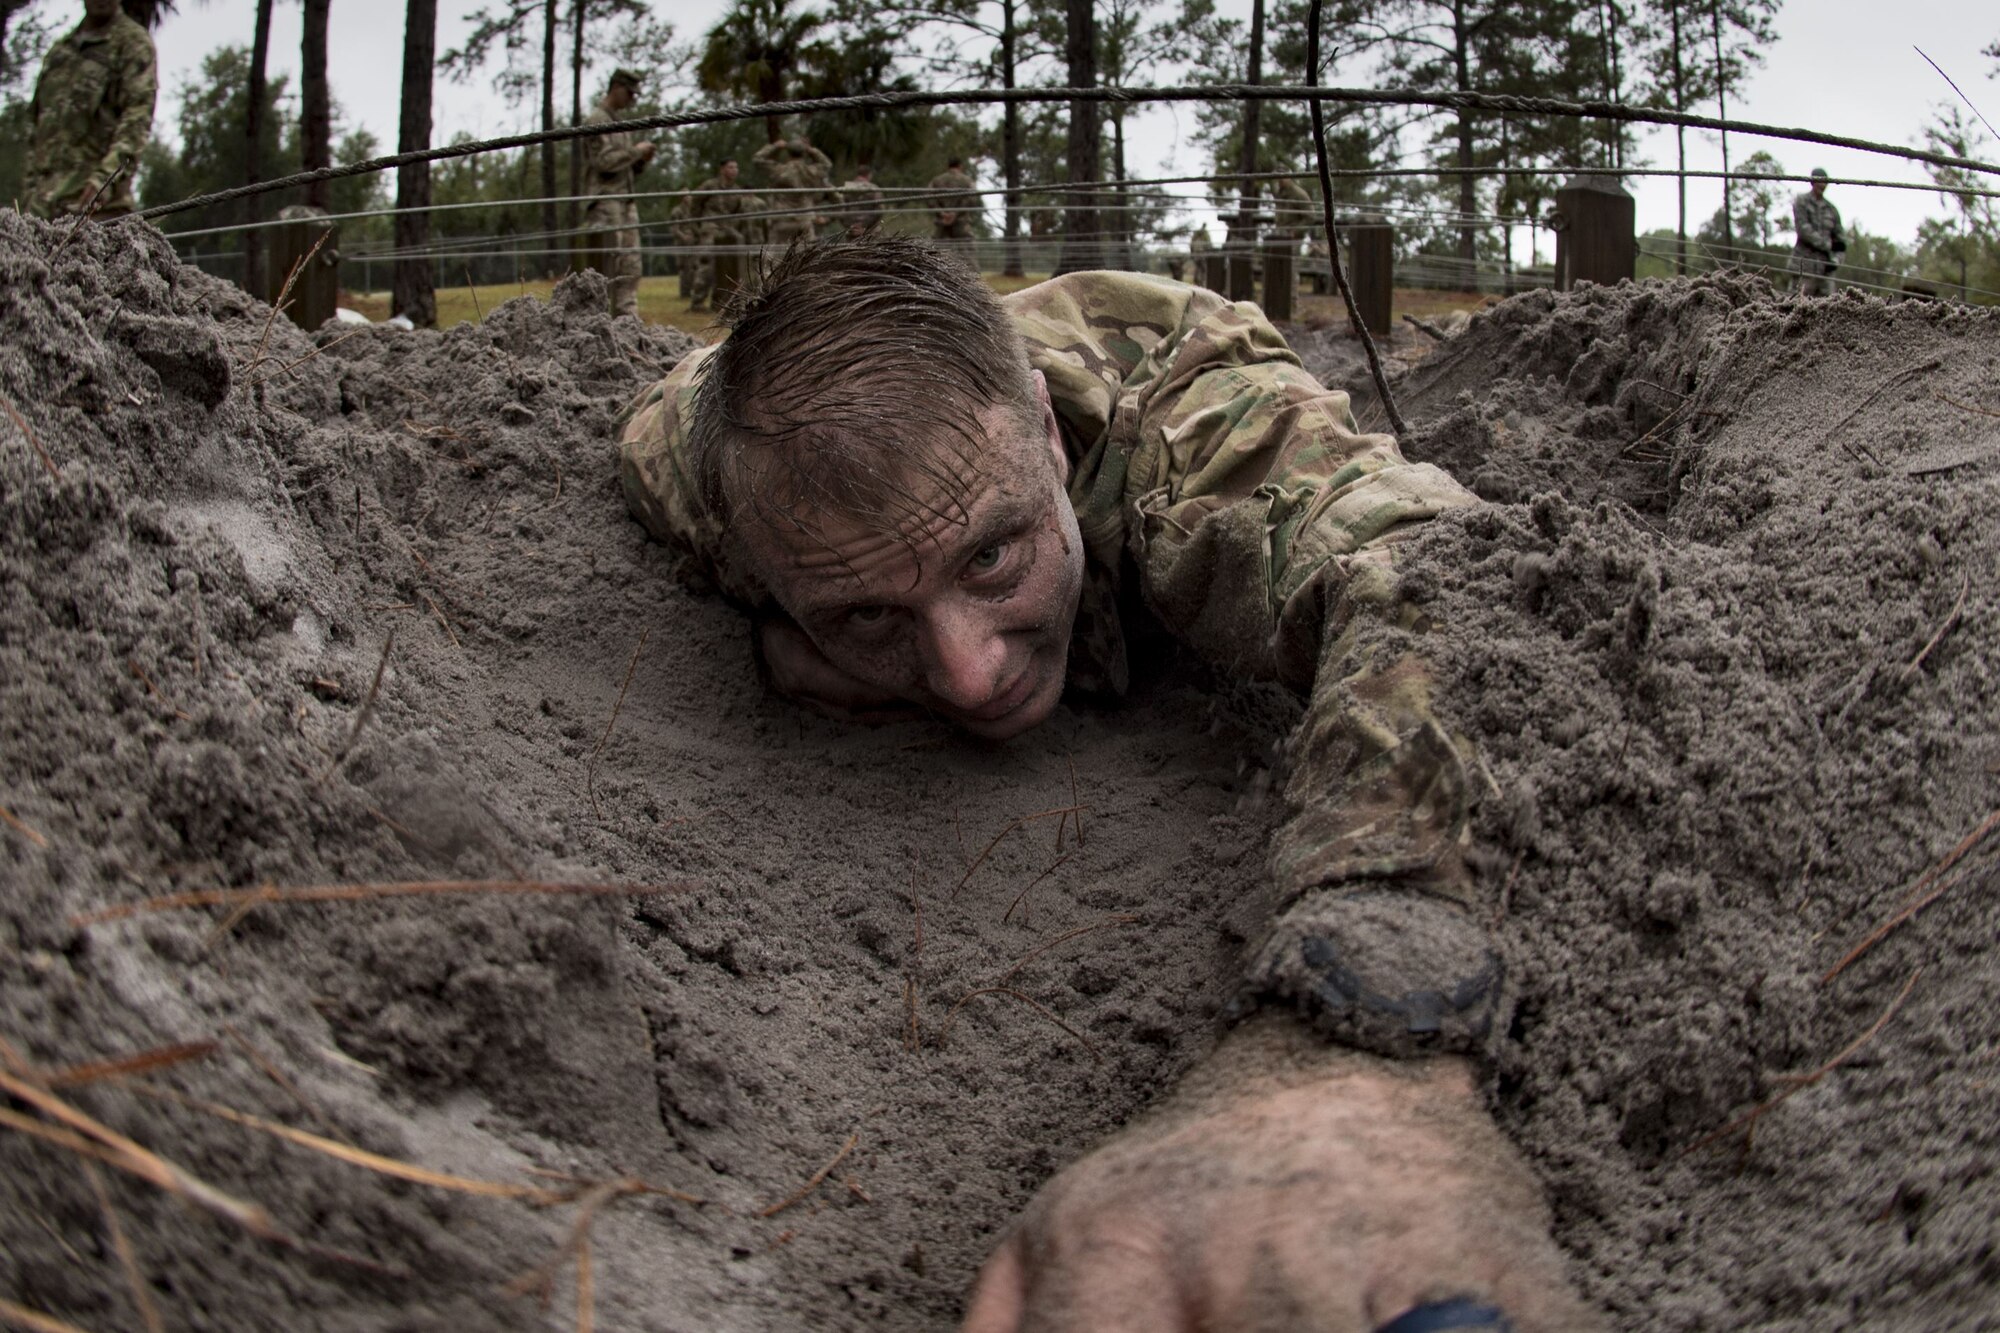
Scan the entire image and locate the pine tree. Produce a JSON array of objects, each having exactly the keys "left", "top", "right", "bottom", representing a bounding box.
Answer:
[{"left": 395, "top": 0, "right": 439, "bottom": 326}]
